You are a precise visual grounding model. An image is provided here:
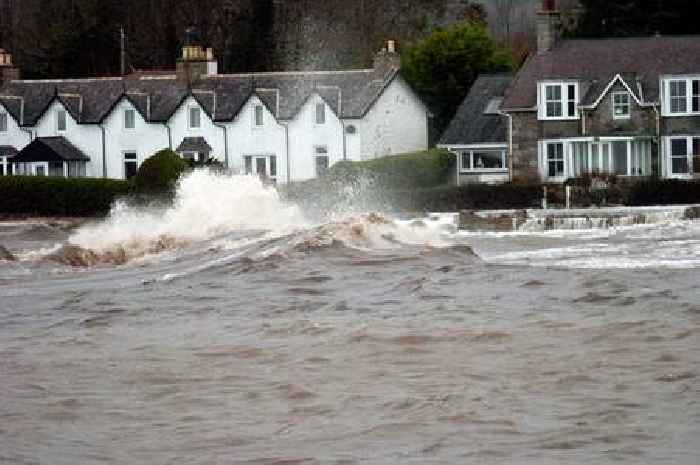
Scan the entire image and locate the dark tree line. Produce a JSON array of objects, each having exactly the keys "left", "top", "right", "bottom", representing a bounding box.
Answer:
[
  {"left": 573, "top": 0, "right": 700, "bottom": 37},
  {"left": 0, "top": 0, "right": 485, "bottom": 79}
]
